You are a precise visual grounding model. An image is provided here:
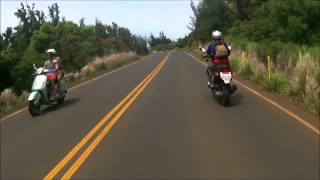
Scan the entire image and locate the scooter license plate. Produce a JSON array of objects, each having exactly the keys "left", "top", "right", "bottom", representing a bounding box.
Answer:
[{"left": 220, "top": 72, "right": 232, "bottom": 83}]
